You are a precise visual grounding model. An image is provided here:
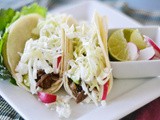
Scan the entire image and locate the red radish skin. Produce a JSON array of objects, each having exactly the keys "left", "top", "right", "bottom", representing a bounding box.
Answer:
[
  {"left": 57, "top": 56, "right": 62, "bottom": 68},
  {"left": 150, "top": 55, "right": 160, "bottom": 60},
  {"left": 138, "top": 46, "right": 155, "bottom": 60},
  {"left": 144, "top": 35, "right": 160, "bottom": 59},
  {"left": 148, "top": 40, "right": 160, "bottom": 59},
  {"left": 127, "top": 42, "right": 139, "bottom": 60},
  {"left": 154, "top": 50, "right": 160, "bottom": 59},
  {"left": 144, "top": 35, "right": 160, "bottom": 52},
  {"left": 101, "top": 81, "right": 109, "bottom": 100},
  {"left": 38, "top": 92, "right": 57, "bottom": 103}
]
